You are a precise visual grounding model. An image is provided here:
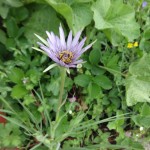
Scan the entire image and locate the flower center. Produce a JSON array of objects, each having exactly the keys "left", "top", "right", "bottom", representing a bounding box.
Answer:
[{"left": 59, "top": 50, "right": 73, "bottom": 64}]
